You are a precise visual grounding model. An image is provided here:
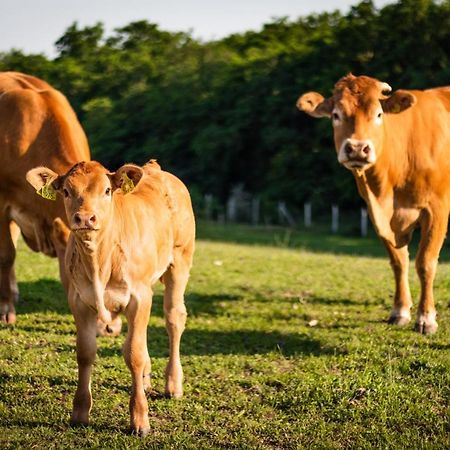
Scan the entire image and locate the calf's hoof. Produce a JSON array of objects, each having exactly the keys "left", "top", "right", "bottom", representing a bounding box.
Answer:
[
  {"left": 130, "top": 426, "right": 150, "bottom": 438},
  {"left": 414, "top": 313, "right": 438, "bottom": 335},
  {"left": 165, "top": 389, "right": 183, "bottom": 400},
  {"left": 96, "top": 316, "right": 122, "bottom": 337},
  {"left": 387, "top": 311, "right": 411, "bottom": 326}
]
